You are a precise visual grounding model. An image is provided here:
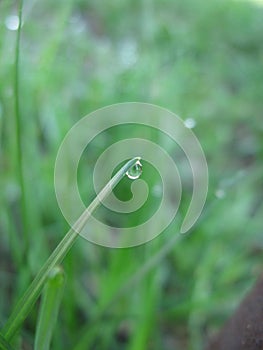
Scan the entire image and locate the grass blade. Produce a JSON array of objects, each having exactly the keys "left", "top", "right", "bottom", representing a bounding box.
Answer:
[
  {"left": 1, "top": 157, "right": 141, "bottom": 341},
  {"left": 0, "top": 333, "right": 14, "bottom": 350},
  {"left": 34, "top": 267, "right": 65, "bottom": 350},
  {"left": 14, "top": 0, "right": 28, "bottom": 251}
]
